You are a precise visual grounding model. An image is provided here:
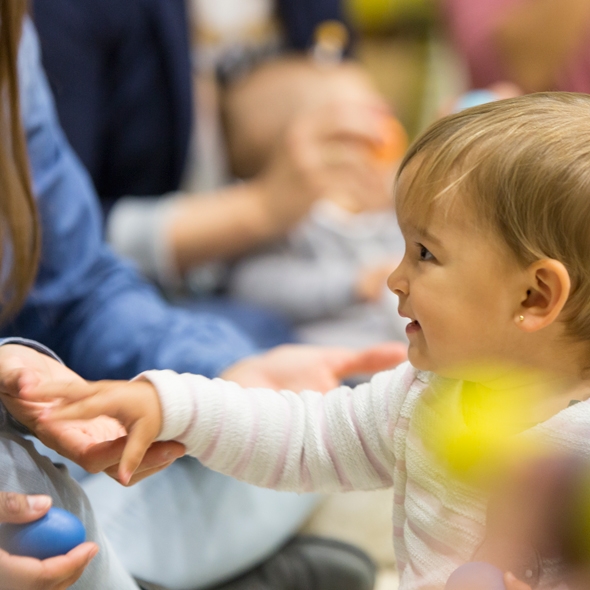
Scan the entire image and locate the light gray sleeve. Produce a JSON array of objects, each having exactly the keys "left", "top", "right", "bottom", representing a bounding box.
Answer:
[
  {"left": 0, "top": 431, "right": 139, "bottom": 589},
  {"left": 105, "top": 194, "right": 183, "bottom": 289},
  {"left": 228, "top": 250, "right": 358, "bottom": 323}
]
